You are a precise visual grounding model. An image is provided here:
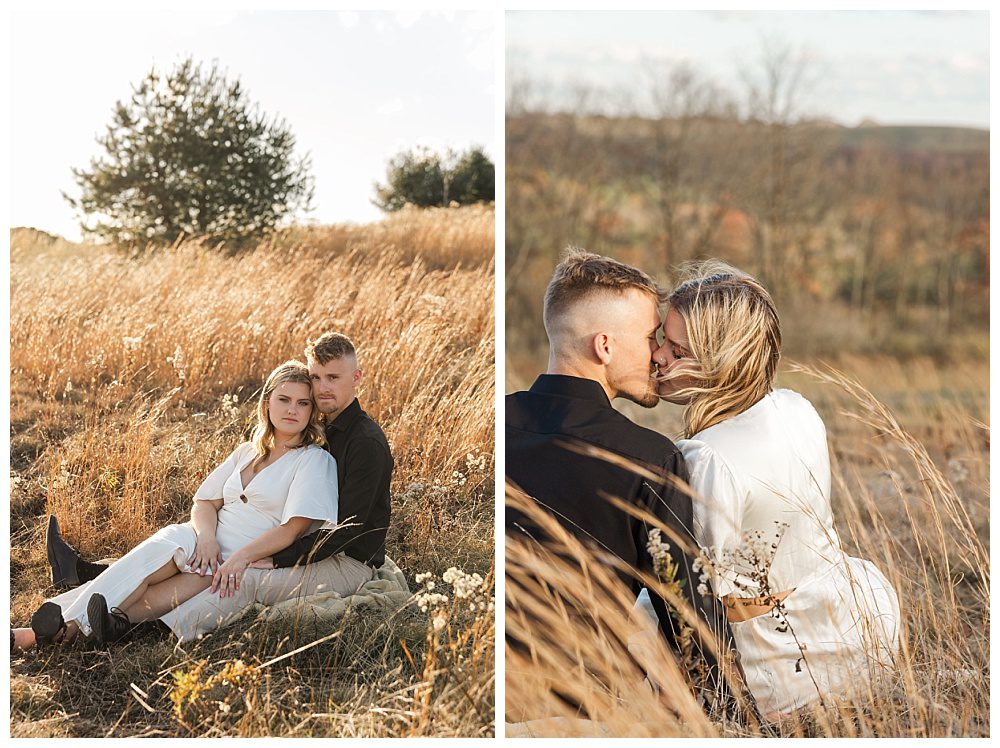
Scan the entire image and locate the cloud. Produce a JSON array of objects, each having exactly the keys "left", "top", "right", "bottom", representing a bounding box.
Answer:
[
  {"left": 338, "top": 11, "right": 360, "bottom": 29},
  {"left": 394, "top": 11, "right": 423, "bottom": 29},
  {"left": 703, "top": 10, "right": 758, "bottom": 23},
  {"left": 466, "top": 35, "right": 494, "bottom": 74},
  {"left": 949, "top": 53, "right": 987, "bottom": 73},
  {"left": 377, "top": 98, "right": 405, "bottom": 115},
  {"left": 462, "top": 10, "right": 494, "bottom": 33}
]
